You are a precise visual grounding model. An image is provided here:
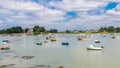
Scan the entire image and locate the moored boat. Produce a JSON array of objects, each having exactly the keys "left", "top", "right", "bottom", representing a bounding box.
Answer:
[
  {"left": 87, "top": 45, "right": 103, "bottom": 50},
  {"left": 62, "top": 42, "right": 69, "bottom": 46},
  {"left": 50, "top": 38, "right": 57, "bottom": 41},
  {"left": 0, "top": 45, "right": 10, "bottom": 50},
  {"left": 36, "top": 42, "right": 42, "bottom": 45},
  {"left": 2, "top": 40, "right": 11, "bottom": 44},
  {"left": 0, "top": 40, "right": 11, "bottom": 50},
  {"left": 50, "top": 37, "right": 60, "bottom": 41},
  {"left": 94, "top": 40, "right": 100, "bottom": 43},
  {"left": 112, "top": 36, "right": 116, "bottom": 39},
  {"left": 77, "top": 35, "right": 88, "bottom": 41}
]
